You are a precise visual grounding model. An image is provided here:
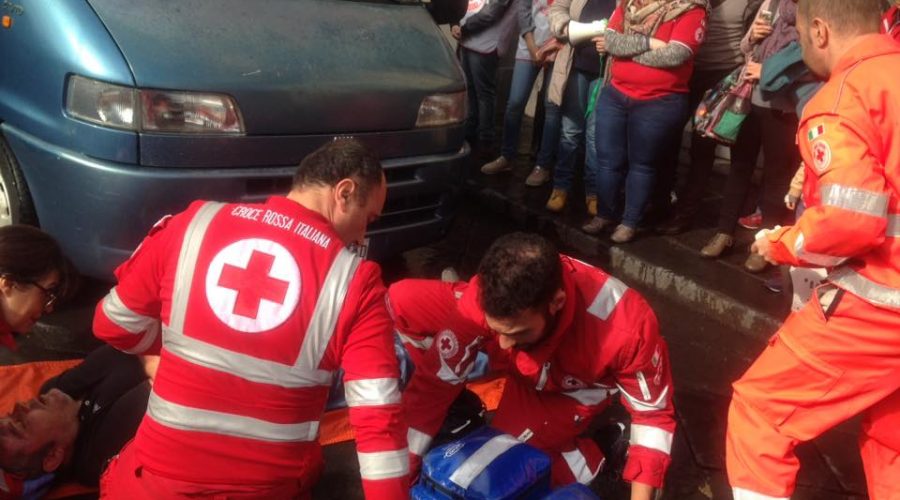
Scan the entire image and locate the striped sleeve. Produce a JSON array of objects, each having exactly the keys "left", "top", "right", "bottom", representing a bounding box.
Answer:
[
  {"left": 340, "top": 262, "right": 409, "bottom": 499},
  {"left": 388, "top": 279, "right": 488, "bottom": 477},
  {"left": 92, "top": 208, "right": 185, "bottom": 355},
  {"left": 769, "top": 116, "right": 889, "bottom": 267},
  {"left": 95, "top": 287, "right": 161, "bottom": 354},
  {"left": 613, "top": 305, "right": 676, "bottom": 489}
]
